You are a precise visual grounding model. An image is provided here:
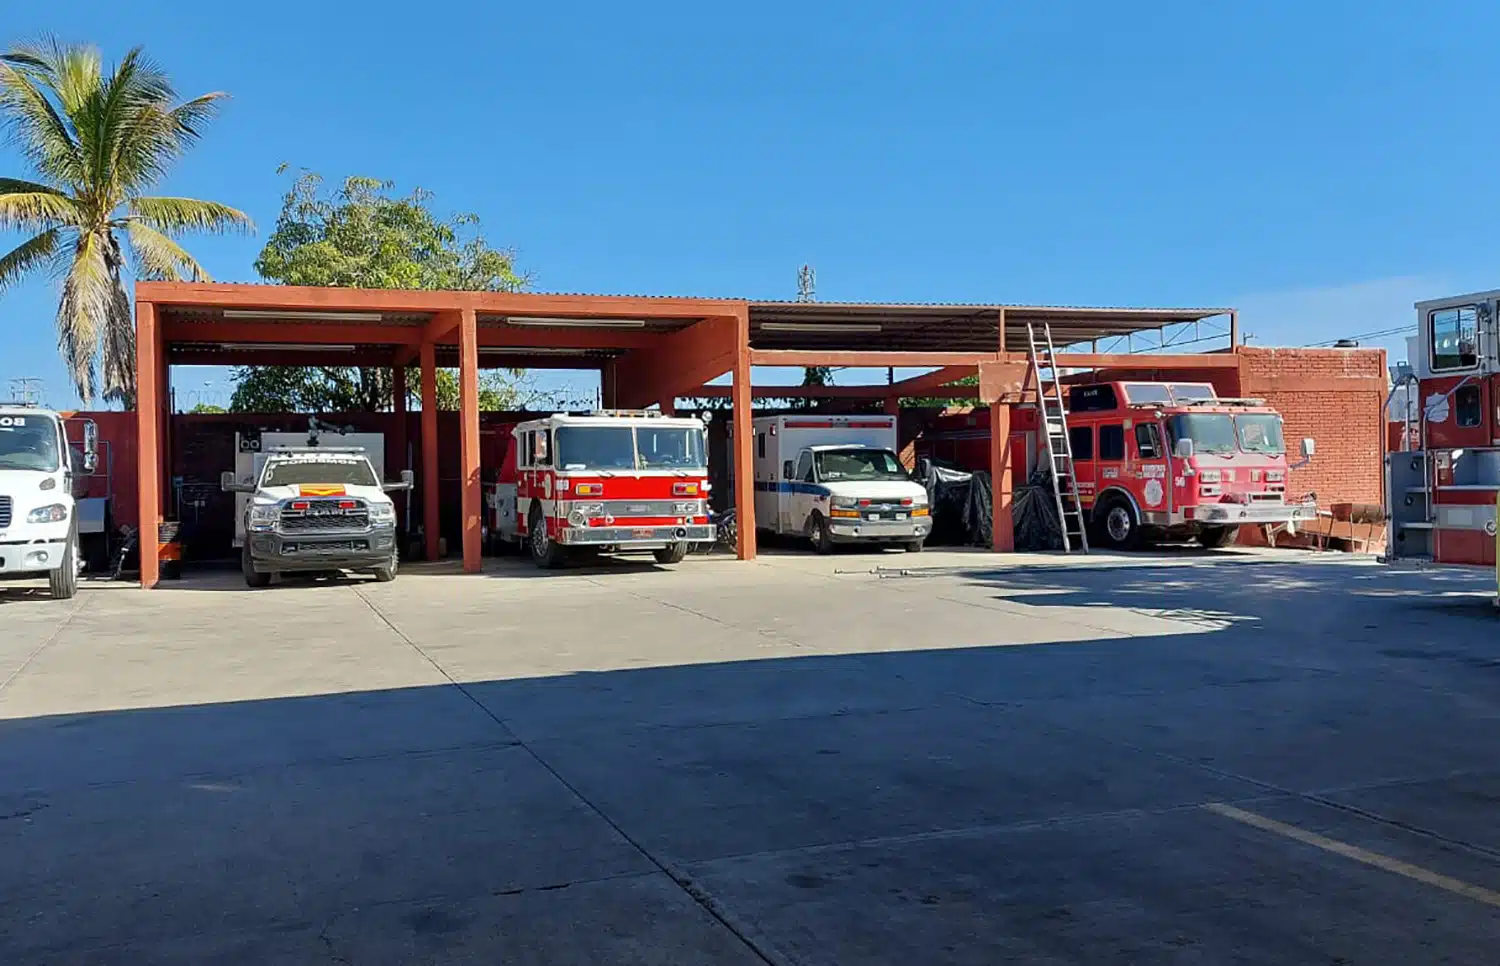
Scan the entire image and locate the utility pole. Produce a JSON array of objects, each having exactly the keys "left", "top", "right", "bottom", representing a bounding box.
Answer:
[
  {"left": 8, "top": 377, "right": 44, "bottom": 406},
  {"left": 797, "top": 264, "right": 815, "bottom": 302}
]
